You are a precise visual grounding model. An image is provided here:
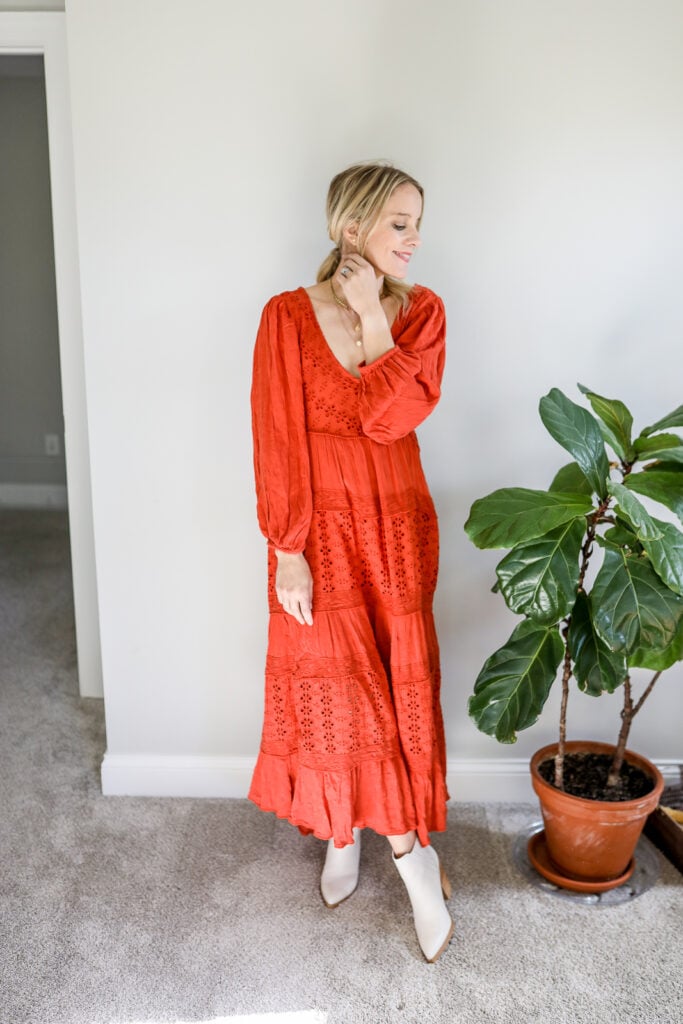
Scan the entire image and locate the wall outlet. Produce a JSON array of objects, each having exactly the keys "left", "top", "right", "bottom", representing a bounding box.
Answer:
[{"left": 45, "top": 433, "right": 60, "bottom": 456}]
